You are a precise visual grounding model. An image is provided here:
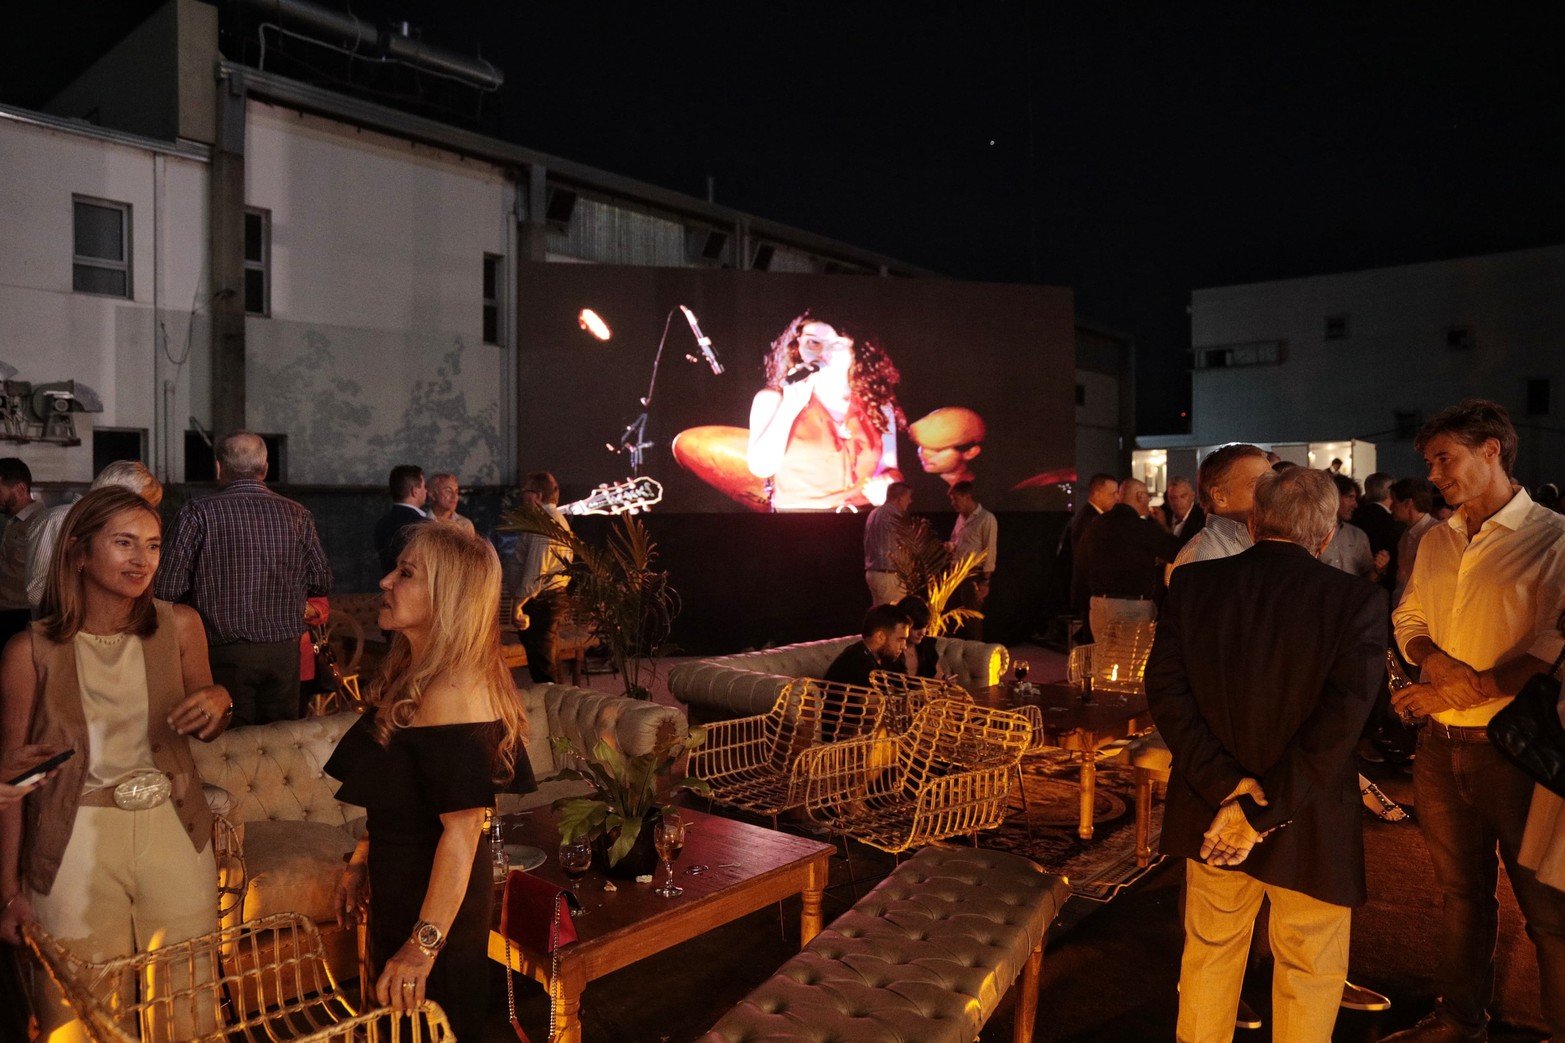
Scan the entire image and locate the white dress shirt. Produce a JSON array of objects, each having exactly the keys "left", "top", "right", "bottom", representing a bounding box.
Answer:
[
  {"left": 1168, "top": 513, "right": 1252, "bottom": 580},
  {"left": 1392, "top": 488, "right": 1565, "bottom": 726},
  {"left": 951, "top": 505, "right": 998, "bottom": 576}
]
